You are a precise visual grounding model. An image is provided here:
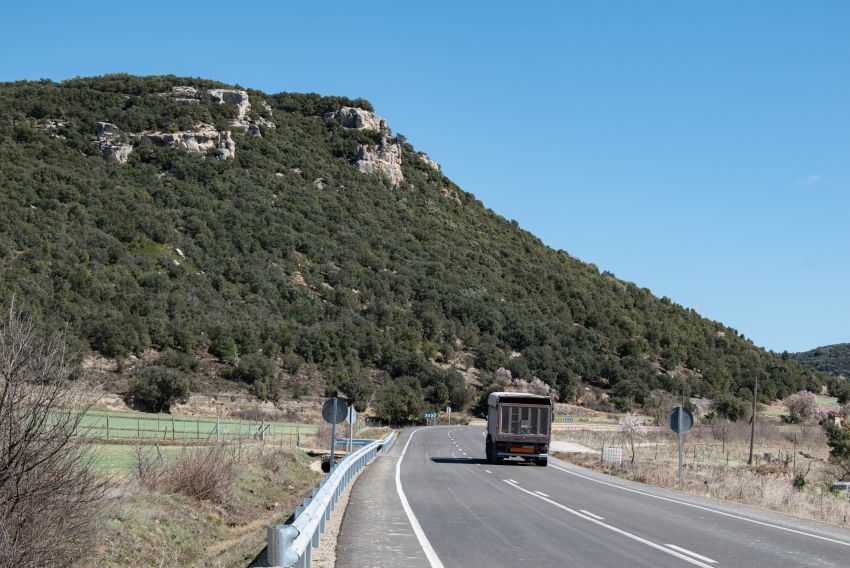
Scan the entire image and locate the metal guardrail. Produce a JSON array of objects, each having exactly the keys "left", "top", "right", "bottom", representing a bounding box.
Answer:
[{"left": 267, "top": 431, "right": 396, "bottom": 567}]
